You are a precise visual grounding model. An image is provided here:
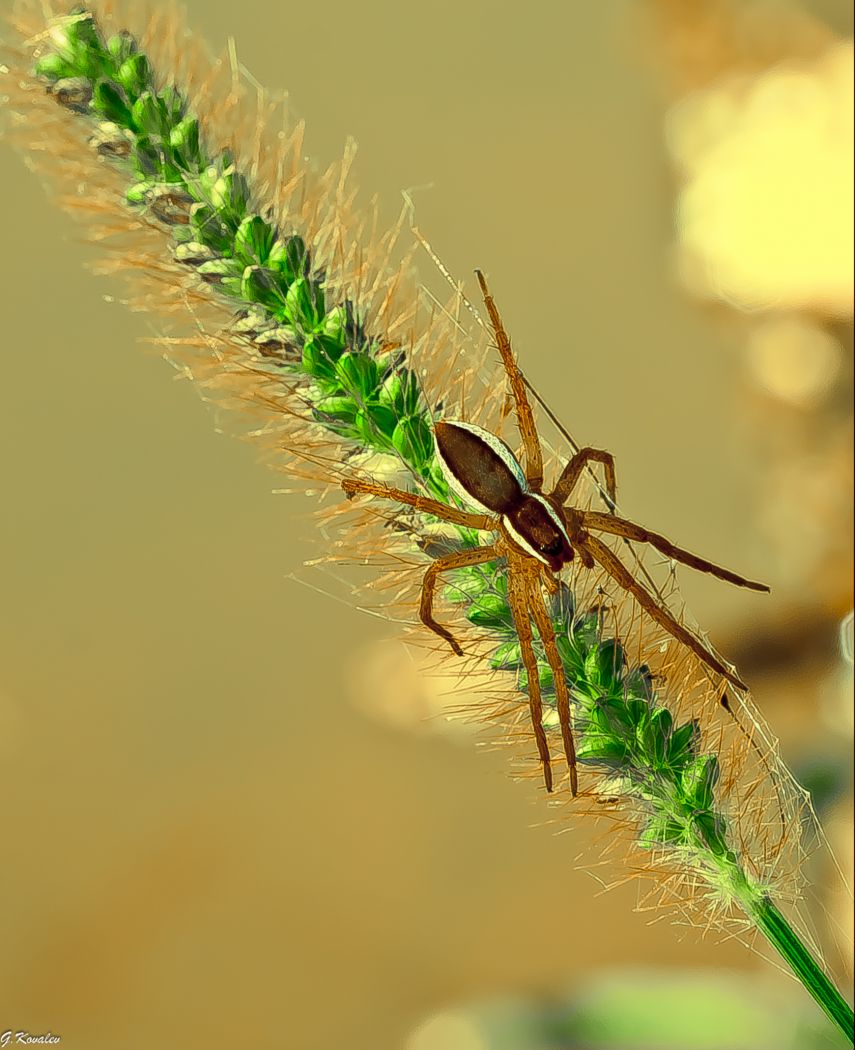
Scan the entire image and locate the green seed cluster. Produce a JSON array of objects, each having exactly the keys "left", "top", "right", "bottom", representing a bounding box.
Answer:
[
  {"left": 36, "top": 9, "right": 442, "bottom": 491},
  {"left": 37, "top": 10, "right": 735, "bottom": 857}
]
